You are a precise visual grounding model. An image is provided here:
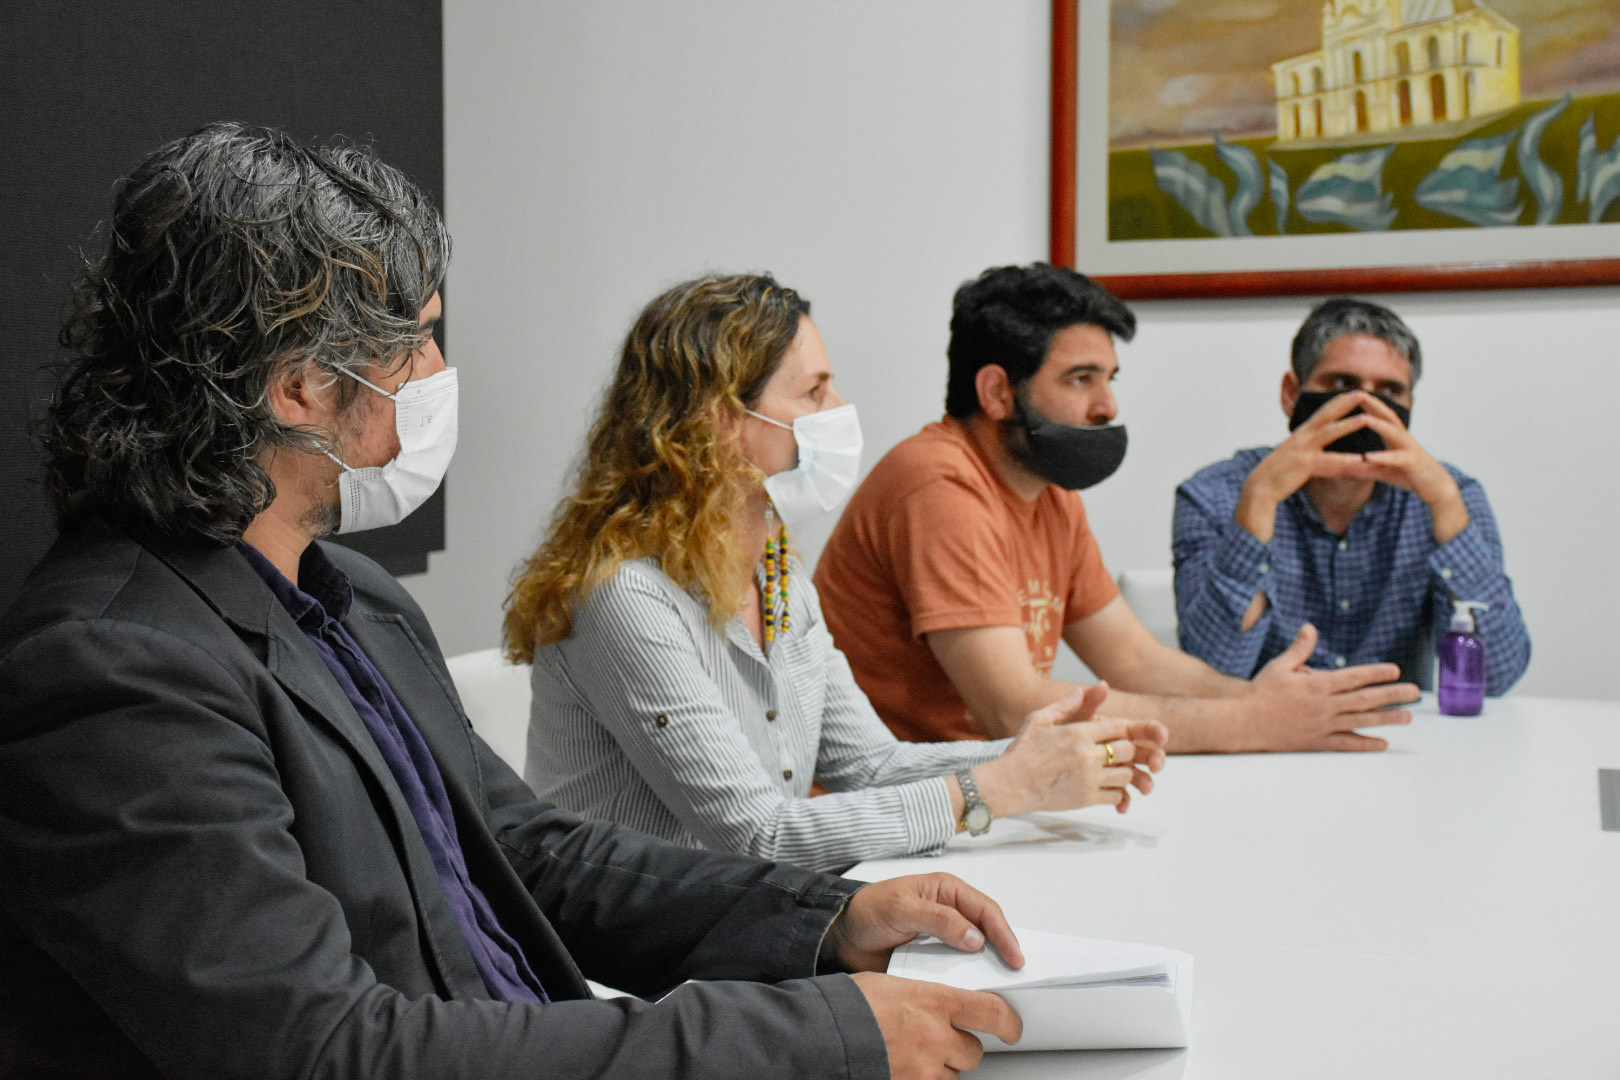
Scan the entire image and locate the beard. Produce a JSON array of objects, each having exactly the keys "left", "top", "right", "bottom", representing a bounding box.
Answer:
[
  {"left": 300, "top": 397, "right": 379, "bottom": 537},
  {"left": 999, "top": 389, "right": 1044, "bottom": 476},
  {"left": 300, "top": 491, "right": 344, "bottom": 537}
]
